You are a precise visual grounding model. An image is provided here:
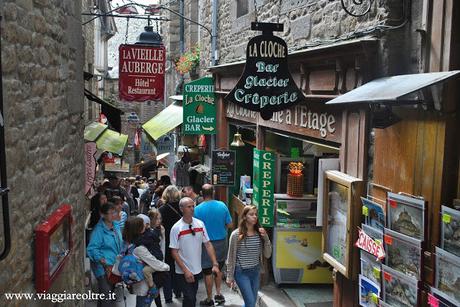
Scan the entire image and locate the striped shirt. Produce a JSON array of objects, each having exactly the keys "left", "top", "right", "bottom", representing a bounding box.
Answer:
[{"left": 236, "top": 235, "right": 262, "bottom": 269}]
